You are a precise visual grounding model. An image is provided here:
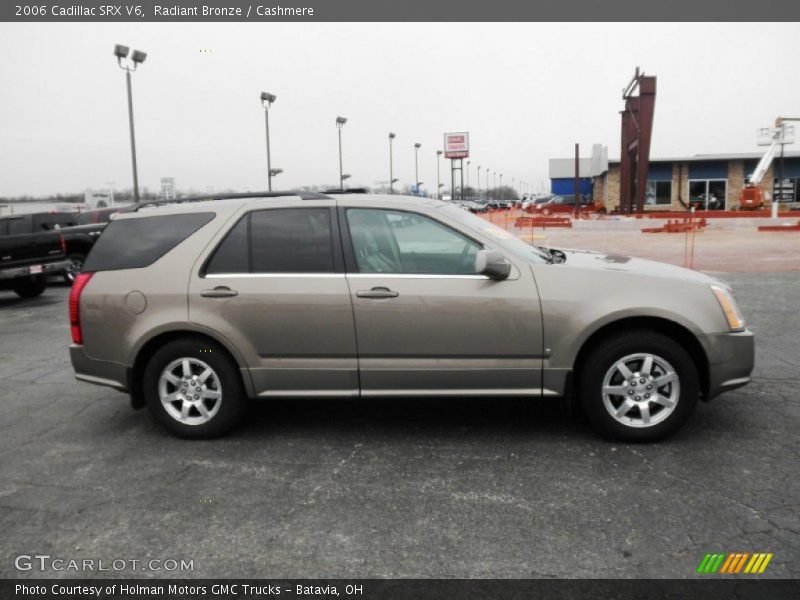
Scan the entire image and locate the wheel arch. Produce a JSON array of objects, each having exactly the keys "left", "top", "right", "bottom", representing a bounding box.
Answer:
[
  {"left": 65, "top": 240, "right": 93, "bottom": 256},
  {"left": 570, "top": 316, "right": 710, "bottom": 401},
  {"left": 128, "top": 328, "right": 254, "bottom": 409}
]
